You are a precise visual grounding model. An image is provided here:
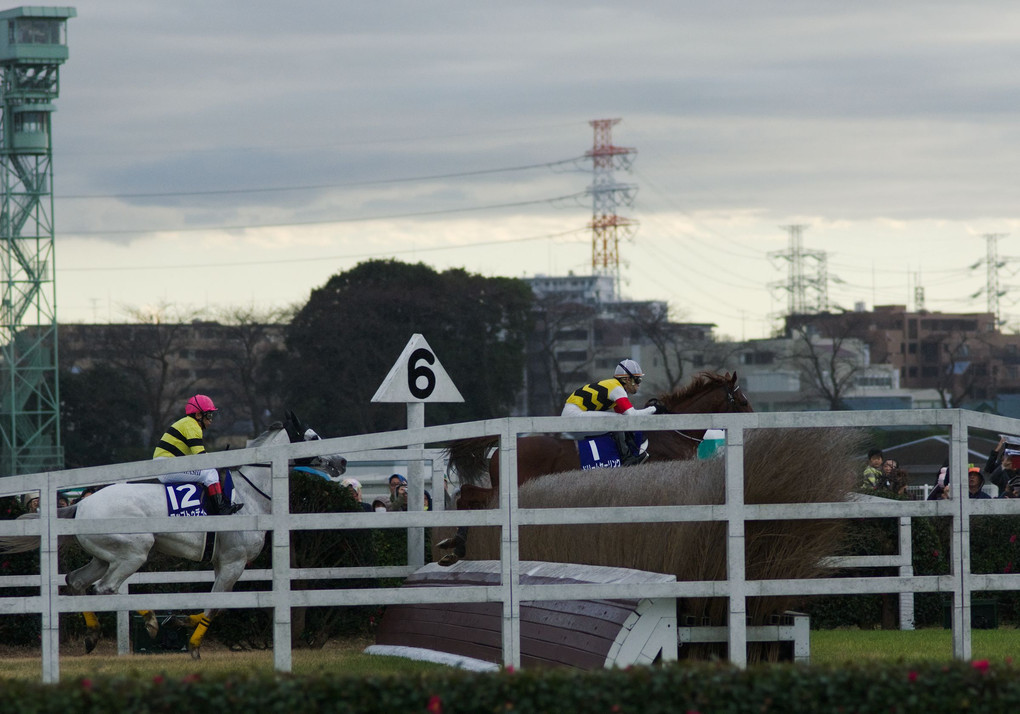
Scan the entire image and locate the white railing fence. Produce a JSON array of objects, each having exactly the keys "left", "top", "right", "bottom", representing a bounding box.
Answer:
[{"left": 0, "top": 408, "right": 1017, "bottom": 682}]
